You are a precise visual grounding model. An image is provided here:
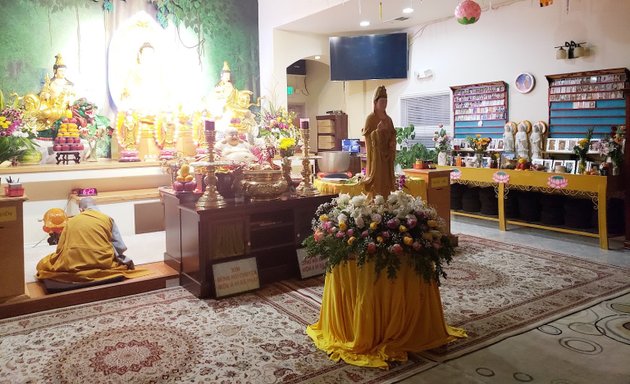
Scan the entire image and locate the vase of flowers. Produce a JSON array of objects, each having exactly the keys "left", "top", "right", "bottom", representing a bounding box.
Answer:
[
  {"left": 466, "top": 135, "right": 492, "bottom": 168},
  {"left": 278, "top": 137, "right": 297, "bottom": 192},
  {"left": 574, "top": 128, "right": 593, "bottom": 175},
  {"left": 303, "top": 191, "right": 455, "bottom": 283},
  {"left": 0, "top": 107, "right": 38, "bottom": 166},
  {"left": 599, "top": 126, "right": 625, "bottom": 175},
  {"left": 432, "top": 125, "right": 452, "bottom": 166}
]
